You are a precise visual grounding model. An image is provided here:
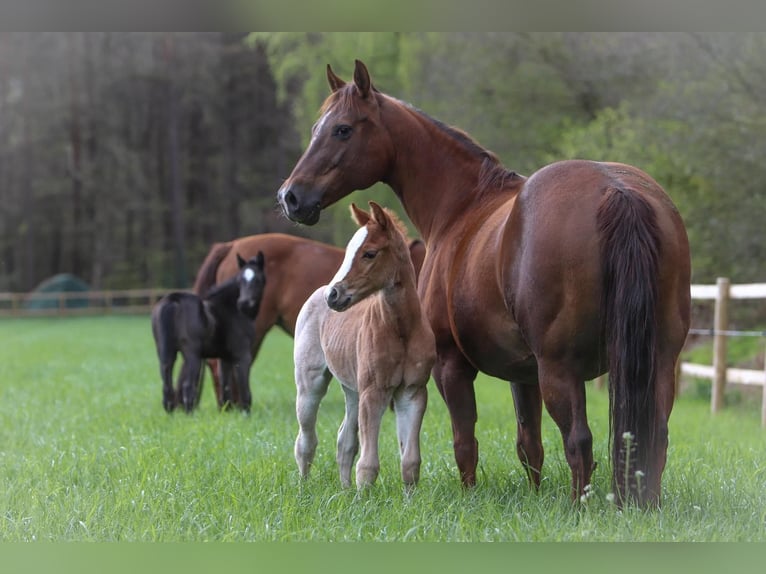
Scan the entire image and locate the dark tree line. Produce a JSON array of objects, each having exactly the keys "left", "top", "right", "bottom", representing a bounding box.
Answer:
[{"left": 0, "top": 33, "right": 310, "bottom": 292}]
